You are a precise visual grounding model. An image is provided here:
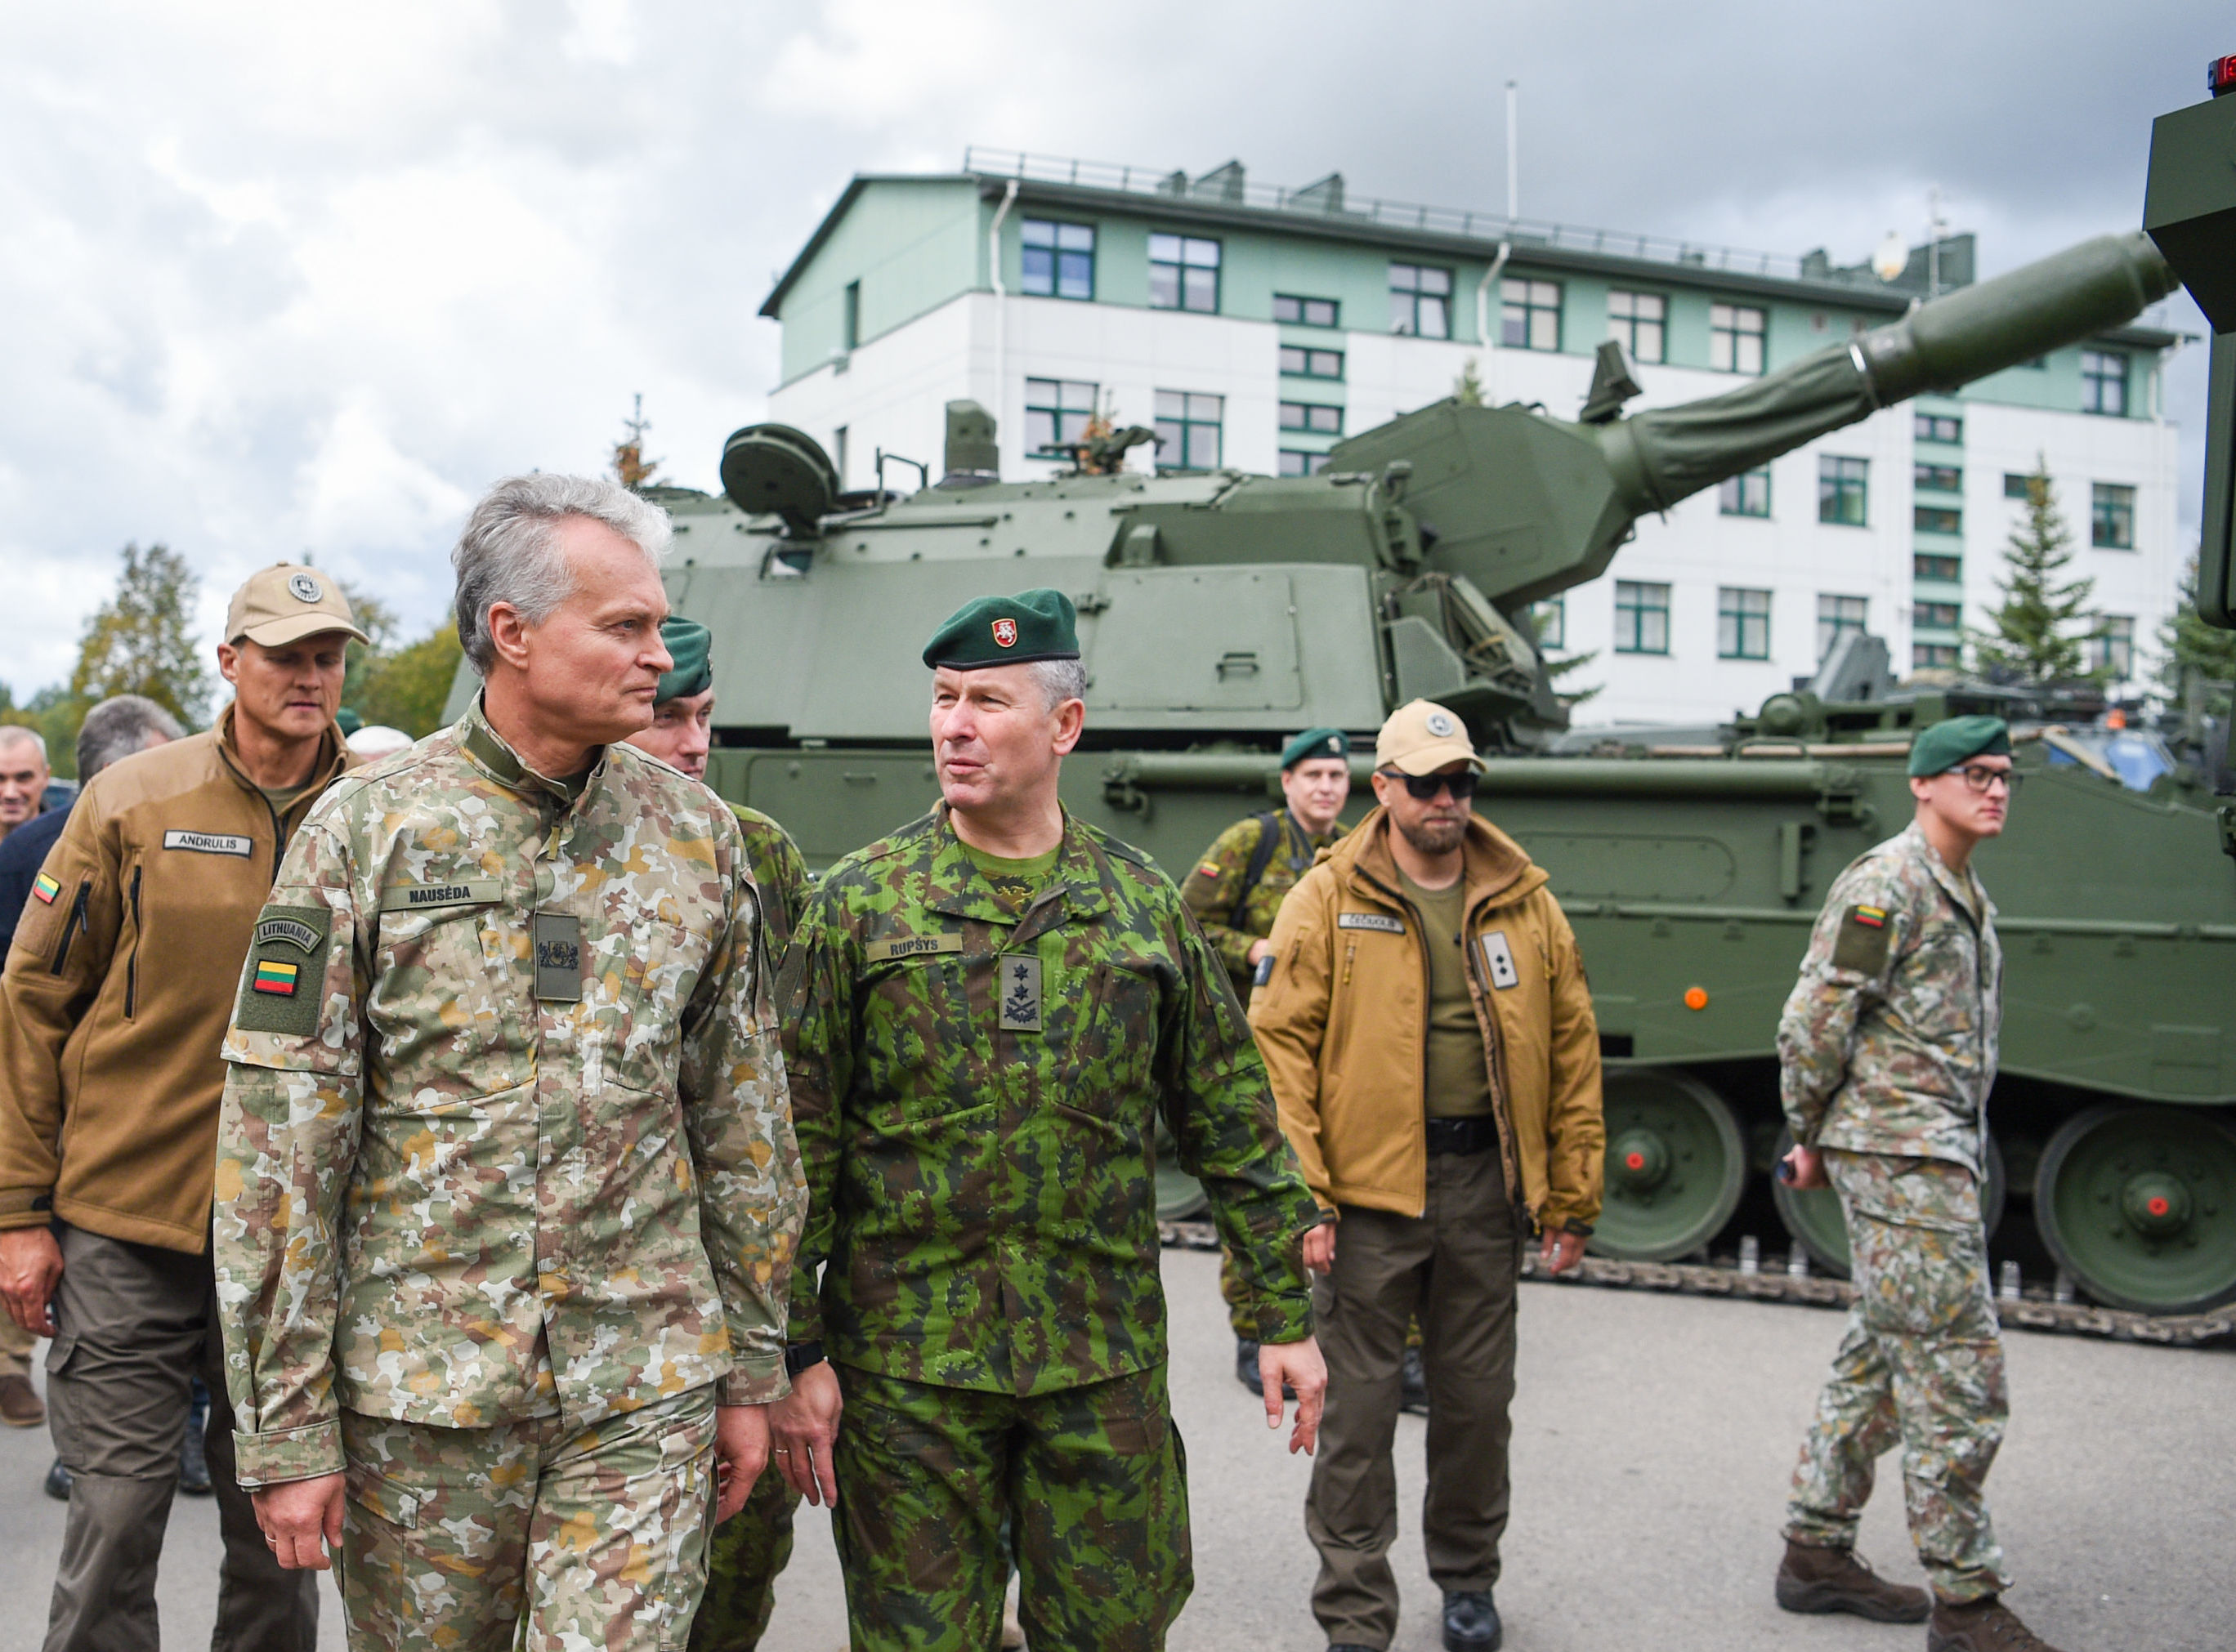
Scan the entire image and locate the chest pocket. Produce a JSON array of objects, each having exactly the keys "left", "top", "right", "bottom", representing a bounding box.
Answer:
[
  {"left": 1059, "top": 958, "right": 1162, "bottom": 1121},
  {"left": 1896, "top": 926, "right": 1981, "bottom": 1041},
  {"left": 577, "top": 918, "right": 707, "bottom": 1095},
  {"left": 859, "top": 941, "right": 986, "bottom": 1120},
  {"left": 369, "top": 900, "right": 525, "bottom": 1100}
]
